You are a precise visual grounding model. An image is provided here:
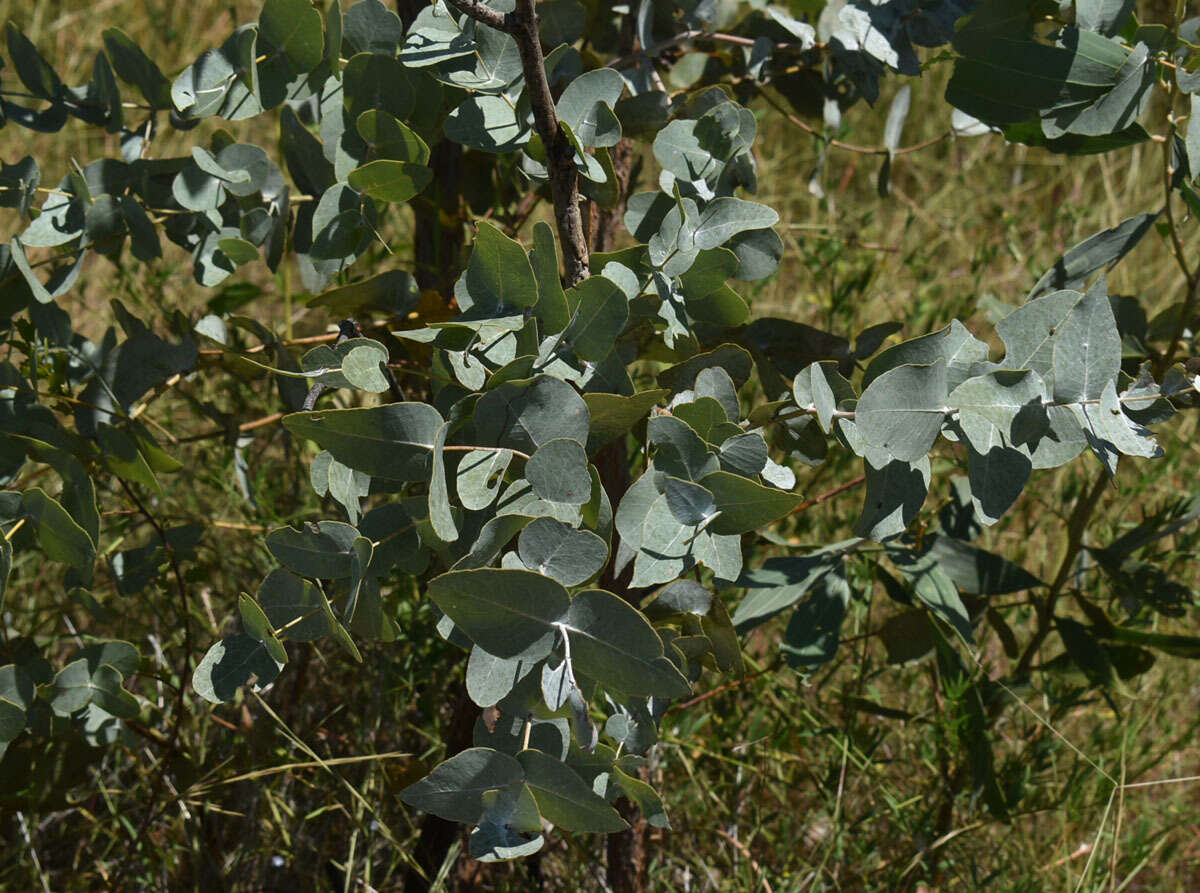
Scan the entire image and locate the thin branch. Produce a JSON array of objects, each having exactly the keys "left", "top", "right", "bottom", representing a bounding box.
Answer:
[
  {"left": 1157, "top": 90, "right": 1199, "bottom": 372},
  {"left": 443, "top": 0, "right": 511, "bottom": 31},
  {"left": 665, "top": 658, "right": 782, "bottom": 714},
  {"left": 1013, "top": 470, "right": 1109, "bottom": 679},
  {"left": 302, "top": 319, "right": 361, "bottom": 411},
  {"left": 441, "top": 444, "right": 532, "bottom": 461},
  {"left": 512, "top": 0, "right": 590, "bottom": 284},
  {"left": 609, "top": 30, "right": 803, "bottom": 69},
  {"left": 446, "top": 0, "right": 590, "bottom": 284},
  {"left": 759, "top": 87, "right": 952, "bottom": 157},
  {"left": 128, "top": 372, "right": 184, "bottom": 420},
  {"left": 786, "top": 474, "right": 867, "bottom": 519},
  {"left": 109, "top": 475, "right": 197, "bottom": 890},
  {"left": 178, "top": 412, "right": 285, "bottom": 444},
  {"left": 753, "top": 406, "right": 856, "bottom": 430},
  {"left": 1160, "top": 94, "right": 1195, "bottom": 291},
  {"left": 197, "top": 330, "right": 343, "bottom": 358},
  {"left": 507, "top": 190, "right": 544, "bottom": 236},
  {"left": 1160, "top": 274, "right": 1200, "bottom": 372},
  {"left": 210, "top": 520, "right": 269, "bottom": 532}
]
